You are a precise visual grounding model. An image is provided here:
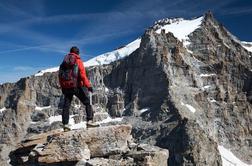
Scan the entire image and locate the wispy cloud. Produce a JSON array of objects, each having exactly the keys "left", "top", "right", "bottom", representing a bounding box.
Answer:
[
  {"left": 13, "top": 66, "right": 38, "bottom": 71},
  {"left": 221, "top": 7, "right": 252, "bottom": 15},
  {"left": 0, "top": 43, "right": 67, "bottom": 55}
]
